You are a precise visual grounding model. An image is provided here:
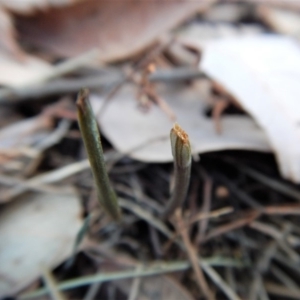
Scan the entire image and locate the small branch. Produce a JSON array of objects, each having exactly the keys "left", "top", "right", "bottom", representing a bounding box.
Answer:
[{"left": 0, "top": 68, "right": 204, "bottom": 103}]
